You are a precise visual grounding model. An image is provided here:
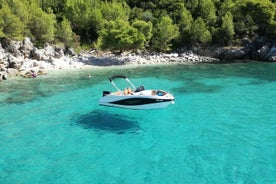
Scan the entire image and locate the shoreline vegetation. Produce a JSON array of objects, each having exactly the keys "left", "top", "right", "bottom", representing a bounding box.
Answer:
[
  {"left": 1, "top": 0, "right": 276, "bottom": 81},
  {"left": 0, "top": 37, "right": 276, "bottom": 81}
]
